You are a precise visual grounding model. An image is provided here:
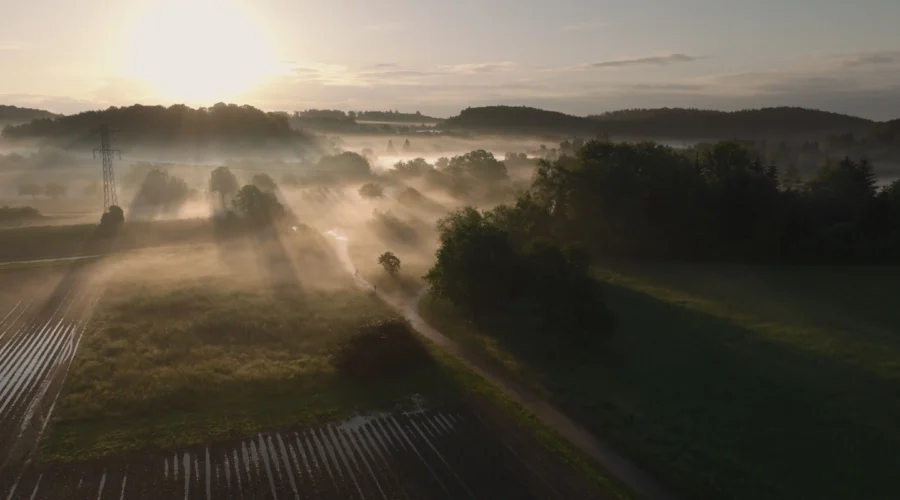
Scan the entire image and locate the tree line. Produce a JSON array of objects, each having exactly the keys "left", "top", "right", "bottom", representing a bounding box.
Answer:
[
  {"left": 0, "top": 105, "right": 57, "bottom": 126},
  {"left": 2, "top": 103, "right": 313, "bottom": 148},
  {"left": 424, "top": 139, "right": 900, "bottom": 348},
  {"left": 440, "top": 105, "right": 880, "bottom": 140},
  {"left": 535, "top": 140, "right": 900, "bottom": 263},
  {"left": 292, "top": 109, "right": 438, "bottom": 123},
  {"left": 587, "top": 106, "right": 873, "bottom": 139}
]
